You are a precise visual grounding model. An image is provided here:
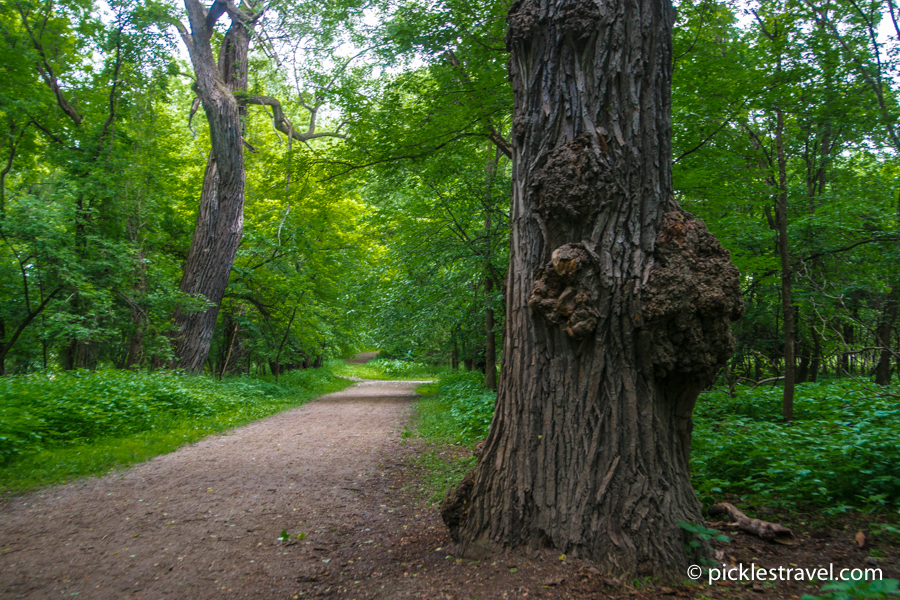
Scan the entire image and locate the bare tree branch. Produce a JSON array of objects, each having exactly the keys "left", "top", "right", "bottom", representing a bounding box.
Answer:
[
  {"left": 206, "top": 0, "right": 227, "bottom": 29},
  {"left": 675, "top": 96, "right": 752, "bottom": 163},
  {"left": 246, "top": 95, "right": 348, "bottom": 142}
]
